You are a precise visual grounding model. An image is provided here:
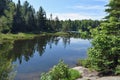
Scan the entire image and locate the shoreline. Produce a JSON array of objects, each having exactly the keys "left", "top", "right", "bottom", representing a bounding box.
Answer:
[
  {"left": 0, "top": 32, "right": 69, "bottom": 43},
  {"left": 72, "top": 66, "right": 120, "bottom": 80}
]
